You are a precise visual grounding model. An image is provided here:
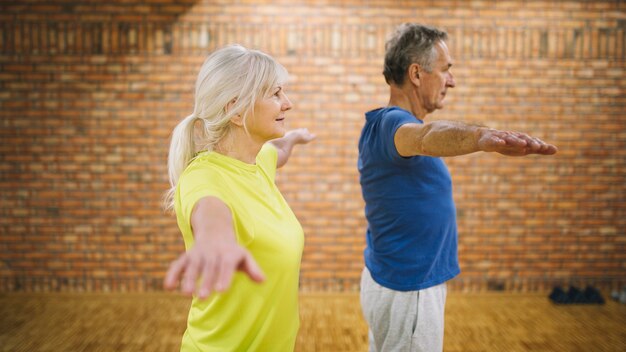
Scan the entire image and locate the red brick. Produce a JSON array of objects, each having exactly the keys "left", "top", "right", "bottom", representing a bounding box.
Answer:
[{"left": 0, "top": 0, "right": 624, "bottom": 293}]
